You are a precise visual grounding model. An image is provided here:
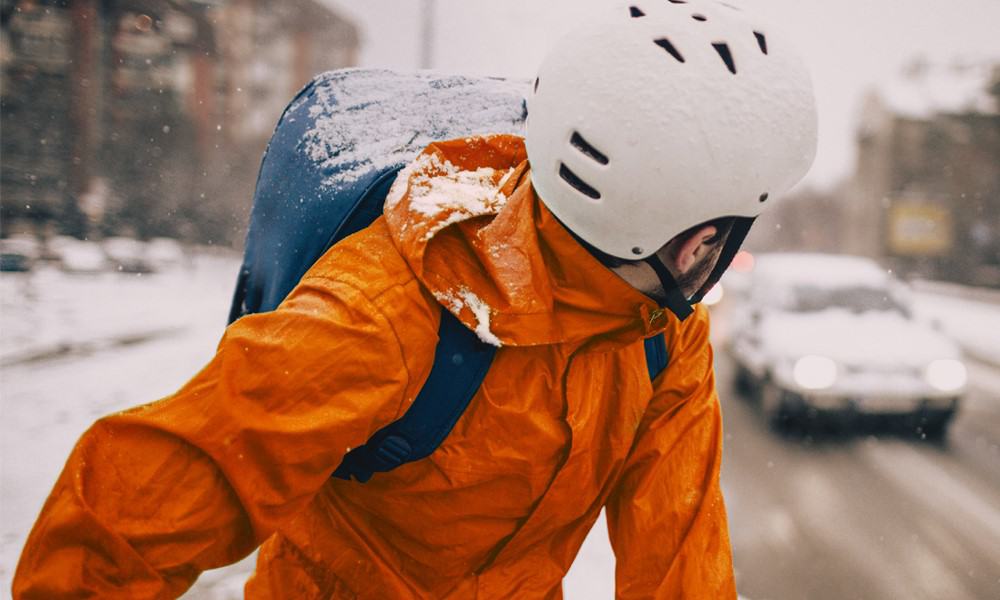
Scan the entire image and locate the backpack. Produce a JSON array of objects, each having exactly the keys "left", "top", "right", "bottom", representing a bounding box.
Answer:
[{"left": 228, "top": 69, "right": 667, "bottom": 483}]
